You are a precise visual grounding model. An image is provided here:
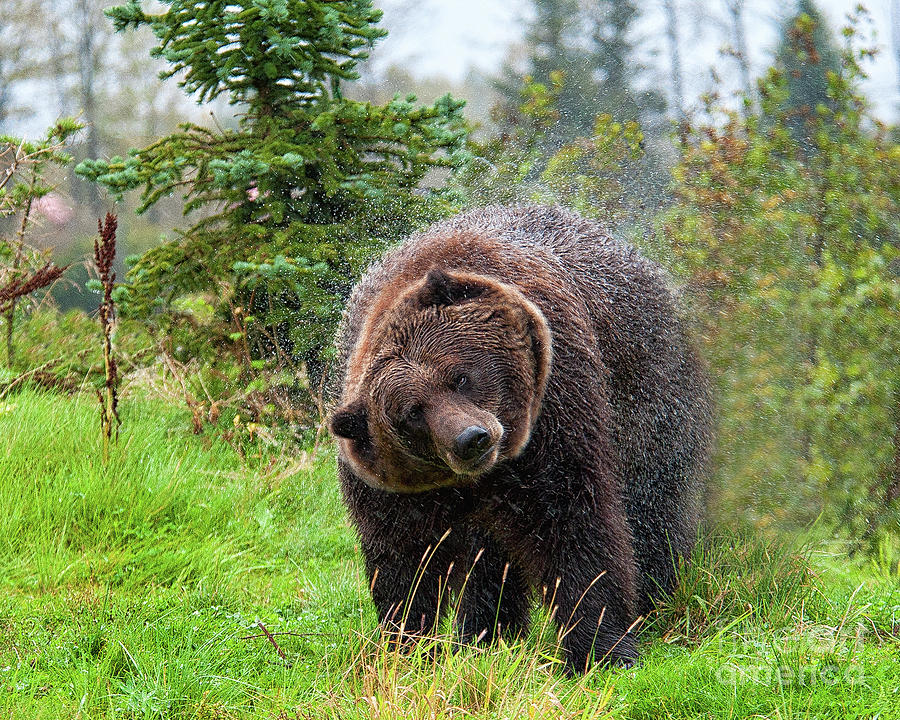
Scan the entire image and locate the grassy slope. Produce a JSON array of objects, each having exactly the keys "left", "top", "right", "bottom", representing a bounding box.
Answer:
[{"left": 1, "top": 389, "right": 898, "bottom": 719}]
